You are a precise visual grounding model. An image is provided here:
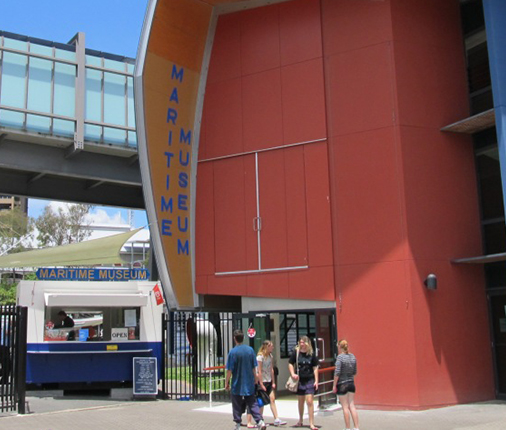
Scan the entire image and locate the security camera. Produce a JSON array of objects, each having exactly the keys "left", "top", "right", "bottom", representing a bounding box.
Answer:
[{"left": 424, "top": 274, "right": 437, "bottom": 290}]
